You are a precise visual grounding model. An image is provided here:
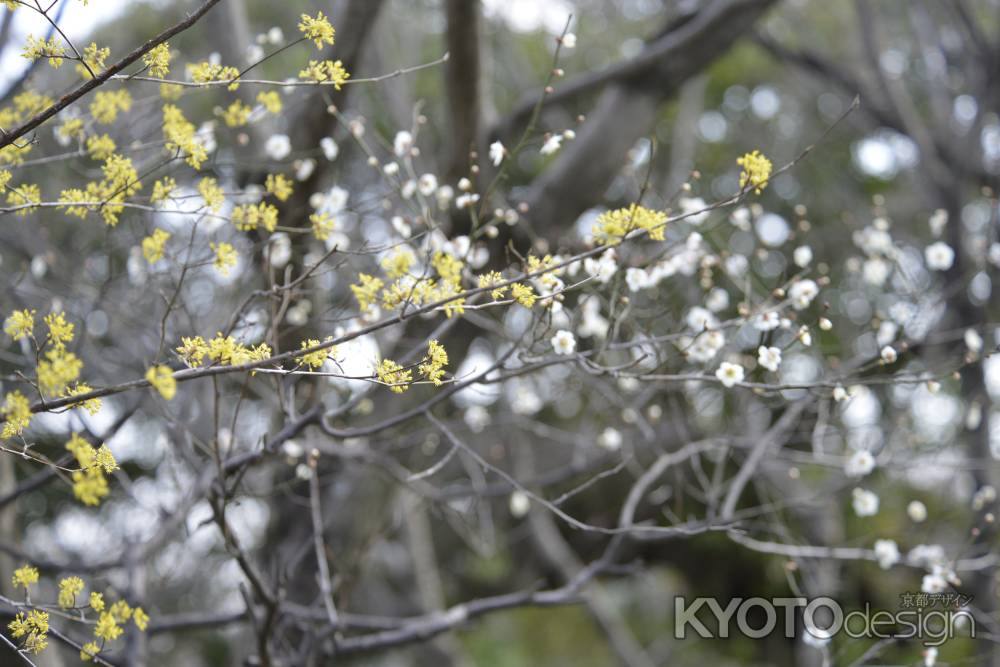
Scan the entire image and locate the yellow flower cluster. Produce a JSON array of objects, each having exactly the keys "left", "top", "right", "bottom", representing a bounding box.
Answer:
[
  {"left": 176, "top": 333, "right": 272, "bottom": 368},
  {"left": 12, "top": 564, "right": 39, "bottom": 589},
  {"left": 298, "top": 338, "right": 335, "bottom": 369},
  {"left": 59, "top": 153, "right": 142, "bottom": 226},
  {"left": 418, "top": 340, "right": 449, "bottom": 386},
  {"left": 58, "top": 117, "right": 85, "bottom": 143},
  {"left": 163, "top": 104, "right": 208, "bottom": 169},
  {"left": 66, "top": 432, "right": 118, "bottom": 505},
  {"left": 142, "top": 42, "right": 171, "bottom": 78},
  {"left": 265, "top": 173, "right": 293, "bottom": 201},
  {"left": 198, "top": 176, "right": 226, "bottom": 211},
  {"left": 6, "top": 182, "right": 41, "bottom": 214},
  {"left": 8, "top": 609, "right": 48, "bottom": 655},
  {"left": 151, "top": 176, "right": 177, "bottom": 204},
  {"left": 1, "top": 391, "right": 31, "bottom": 439},
  {"left": 58, "top": 576, "right": 85, "bottom": 608},
  {"left": 66, "top": 383, "right": 102, "bottom": 415},
  {"left": 298, "top": 60, "right": 350, "bottom": 88},
  {"left": 231, "top": 201, "right": 279, "bottom": 232},
  {"left": 211, "top": 242, "right": 238, "bottom": 275},
  {"left": 381, "top": 248, "right": 414, "bottom": 279},
  {"left": 76, "top": 42, "right": 110, "bottom": 79},
  {"left": 376, "top": 358, "right": 412, "bottom": 393},
  {"left": 90, "top": 89, "right": 132, "bottom": 124},
  {"left": 86, "top": 134, "right": 116, "bottom": 160},
  {"left": 478, "top": 271, "right": 508, "bottom": 300},
  {"left": 510, "top": 282, "right": 537, "bottom": 308},
  {"left": 145, "top": 365, "right": 176, "bottom": 401},
  {"left": 22, "top": 34, "right": 66, "bottom": 67},
  {"left": 38, "top": 347, "right": 83, "bottom": 395},
  {"left": 222, "top": 99, "right": 252, "bottom": 127},
  {"left": 350, "top": 273, "right": 384, "bottom": 314},
  {"left": 257, "top": 91, "right": 282, "bottom": 115},
  {"left": 44, "top": 311, "right": 75, "bottom": 348},
  {"left": 187, "top": 61, "right": 241, "bottom": 90},
  {"left": 310, "top": 212, "right": 335, "bottom": 240},
  {"left": 737, "top": 149, "right": 772, "bottom": 194},
  {"left": 0, "top": 91, "right": 52, "bottom": 165},
  {"left": 593, "top": 204, "right": 668, "bottom": 243},
  {"left": 142, "top": 228, "right": 171, "bottom": 263},
  {"left": 4, "top": 308, "right": 35, "bottom": 340},
  {"left": 299, "top": 11, "right": 336, "bottom": 49}
]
